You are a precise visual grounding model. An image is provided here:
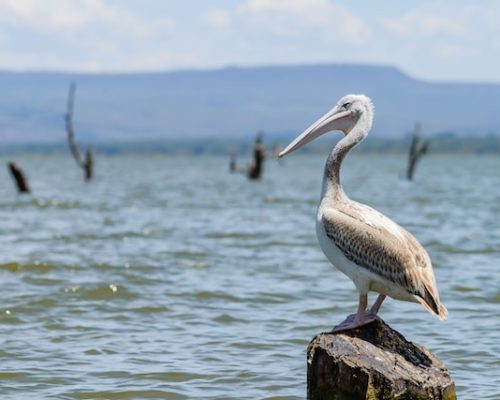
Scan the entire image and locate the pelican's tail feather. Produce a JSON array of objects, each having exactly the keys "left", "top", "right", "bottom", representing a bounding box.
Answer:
[{"left": 416, "top": 285, "right": 448, "bottom": 320}]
